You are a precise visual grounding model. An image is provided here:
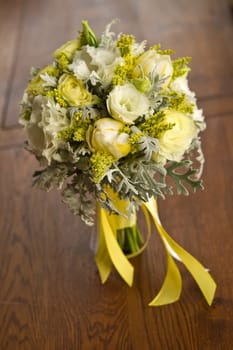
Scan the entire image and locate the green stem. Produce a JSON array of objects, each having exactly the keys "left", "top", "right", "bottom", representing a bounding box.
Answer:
[
  {"left": 117, "top": 225, "right": 145, "bottom": 255},
  {"left": 117, "top": 229, "right": 125, "bottom": 249}
]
